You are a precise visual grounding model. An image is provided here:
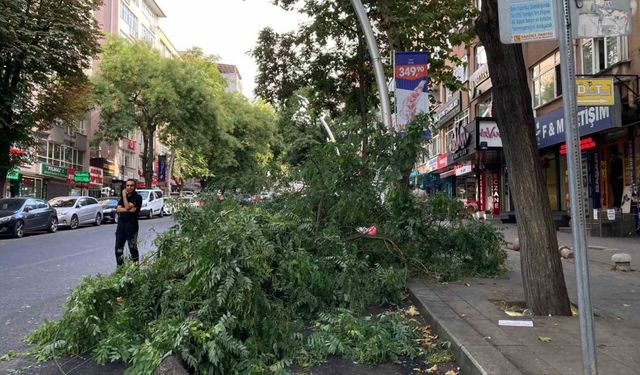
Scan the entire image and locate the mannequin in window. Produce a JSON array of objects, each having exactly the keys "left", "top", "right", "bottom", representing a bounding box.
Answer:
[{"left": 609, "top": 150, "right": 623, "bottom": 208}]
